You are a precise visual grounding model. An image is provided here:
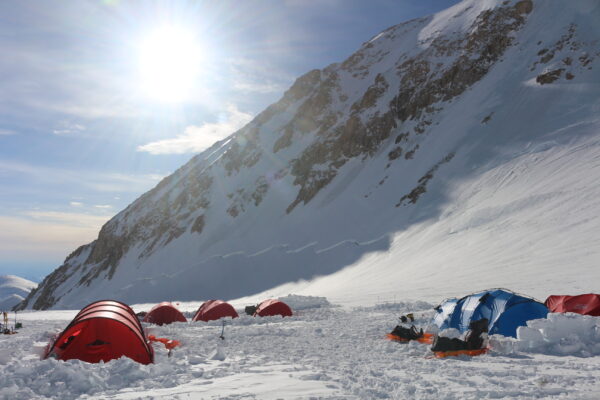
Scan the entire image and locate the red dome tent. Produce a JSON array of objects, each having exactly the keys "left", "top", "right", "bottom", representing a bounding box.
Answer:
[
  {"left": 545, "top": 294, "right": 600, "bottom": 316},
  {"left": 45, "top": 300, "right": 154, "bottom": 364},
  {"left": 254, "top": 299, "right": 293, "bottom": 317},
  {"left": 192, "top": 300, "right": 239, "bottom": 322},
  {"left": 142, "top": 302, "right": 187, "bottom": 325}
]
